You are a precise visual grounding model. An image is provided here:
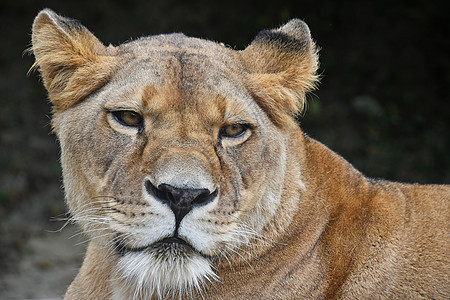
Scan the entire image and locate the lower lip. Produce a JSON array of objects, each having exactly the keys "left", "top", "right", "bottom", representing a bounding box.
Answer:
[
  {"left": 115, "top": 237, "right": 192, "bottom": 255},
  {"left": 159, "top": 237, "right": 188, "bottom": 245}
]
